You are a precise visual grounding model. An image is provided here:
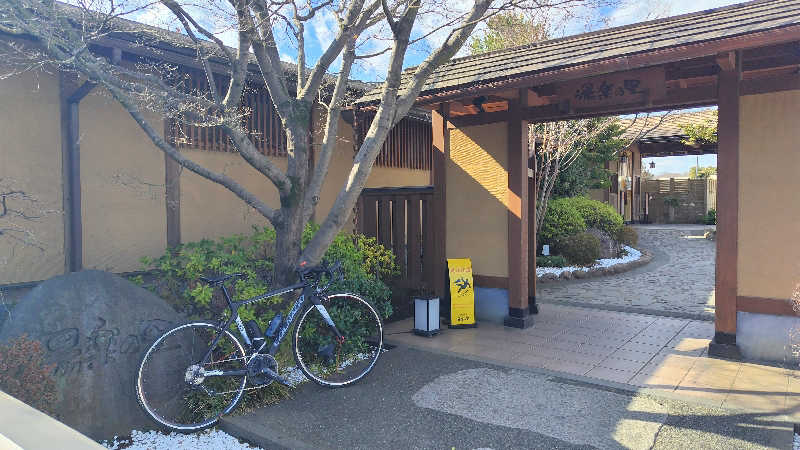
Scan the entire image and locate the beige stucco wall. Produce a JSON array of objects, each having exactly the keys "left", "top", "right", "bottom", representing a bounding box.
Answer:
[
  {"left": 79, "top": 91, "right": 167, "bottom": 273},
  {"left": 0, "top": 69, "right": 64, "bottom": 284},
  {"left": 737, "top": 90, "right": 800, "bottom": 299},
  {"left": 181, "top": 115, "right": 429, "bottom": 243},
  {"left": 180, "top": 151, "right": 284, "bottom": 242},
  {"left": 447, "top": 123, "right": 509, "bottom": 278}
]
